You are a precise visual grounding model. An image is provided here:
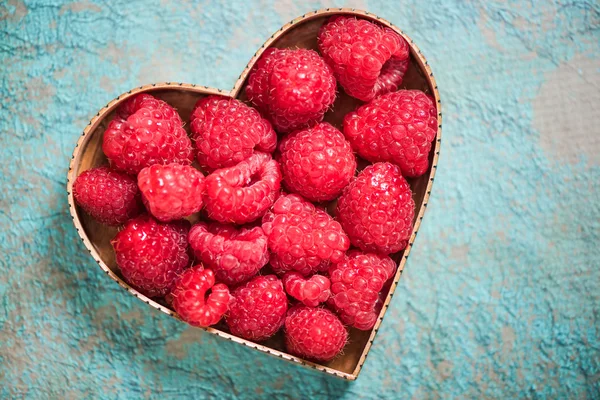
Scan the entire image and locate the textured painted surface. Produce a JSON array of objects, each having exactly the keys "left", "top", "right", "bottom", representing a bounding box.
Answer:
[{"left": 1, "top": 0, "right": 599, "bottom": 398}]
